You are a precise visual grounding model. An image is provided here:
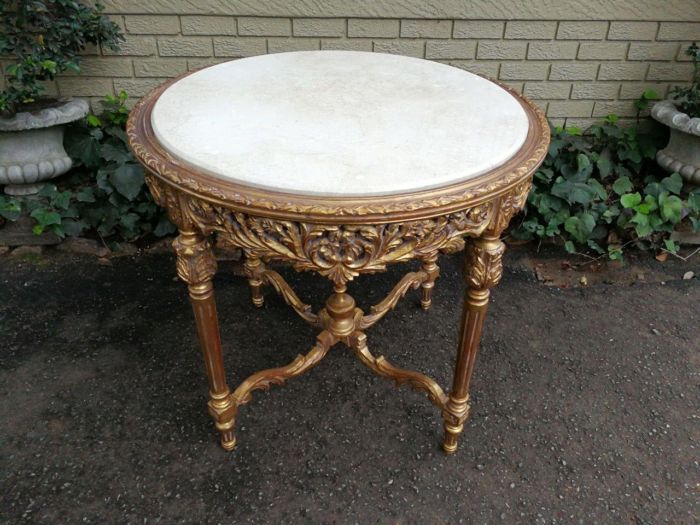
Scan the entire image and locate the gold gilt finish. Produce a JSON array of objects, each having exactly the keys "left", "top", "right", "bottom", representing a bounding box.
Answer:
[{"left": 127, "top": 68, "right": 549, "bottom": 454}]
